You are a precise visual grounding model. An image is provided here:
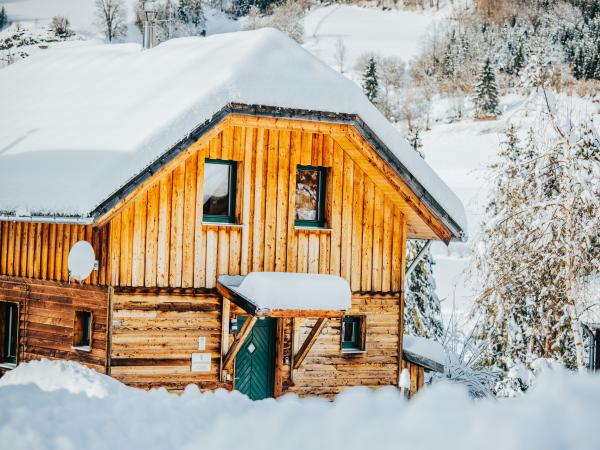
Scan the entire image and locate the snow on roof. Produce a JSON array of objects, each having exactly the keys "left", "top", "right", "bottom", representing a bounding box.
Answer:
[
  {"left": 403, "top": 334, "right": 446, "bottom": 372},
  {"left": 0, "top": 28, "right": 466, "bottom": 237},
  {"left": 221, "top": 272, "right": 351, "bottom": 313}
]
